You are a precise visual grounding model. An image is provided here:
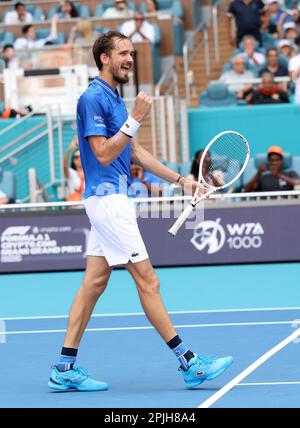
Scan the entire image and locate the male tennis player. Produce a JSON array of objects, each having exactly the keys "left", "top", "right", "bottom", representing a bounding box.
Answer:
[{"left": 48, "top": 31, "right": 233, "bottom": 392}]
